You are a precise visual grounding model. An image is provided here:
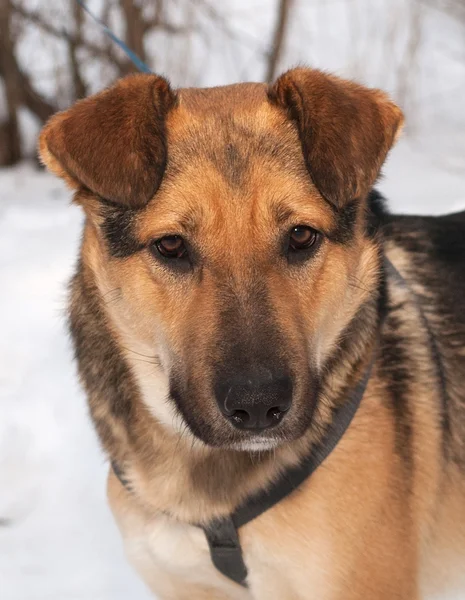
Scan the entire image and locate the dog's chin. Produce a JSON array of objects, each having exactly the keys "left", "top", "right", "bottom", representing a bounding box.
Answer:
[
  {"left": 179, "top": 413, "right": 311, "bottom": 452},
  {"left": 228, "top": 438, "right": 281, "bottom": 452},
  {"left": 190, "top": 429, "right": 288, "bottom": 452}
]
